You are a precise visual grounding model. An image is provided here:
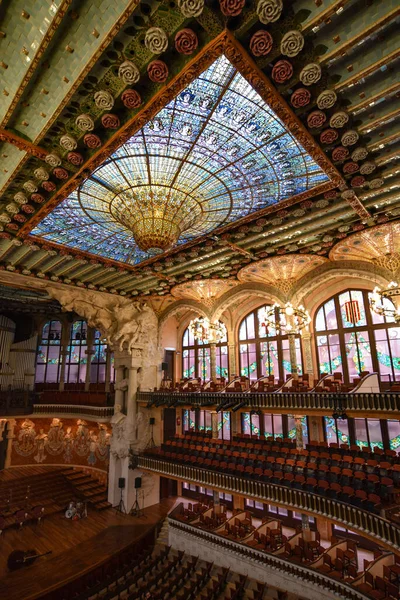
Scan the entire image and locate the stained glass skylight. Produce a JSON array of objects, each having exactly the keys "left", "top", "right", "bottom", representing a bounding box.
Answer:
[{"left": 32, "top": 55, "right": 330, "bottom": 265}]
